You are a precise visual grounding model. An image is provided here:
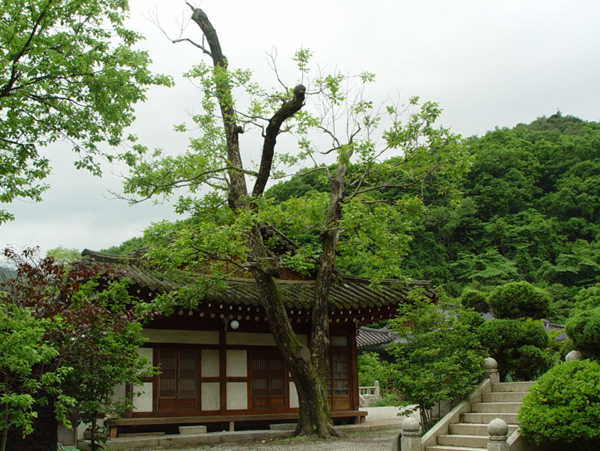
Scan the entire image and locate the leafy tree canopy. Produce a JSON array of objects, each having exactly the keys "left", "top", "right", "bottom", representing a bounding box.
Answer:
[{"left": 0, "top": 0, "right": 172, "bottom": 223}]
